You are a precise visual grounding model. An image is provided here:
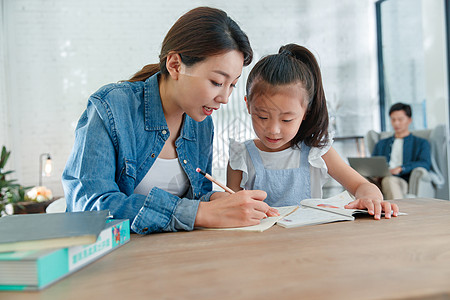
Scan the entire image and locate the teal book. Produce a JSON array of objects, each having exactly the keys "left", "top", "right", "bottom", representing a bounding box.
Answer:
[
  {"left": 0, "top": 210, "right": 110, "bottom": 253},
  {"left": 0, "top": 219, "right": 130, "bottom": 291}
]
